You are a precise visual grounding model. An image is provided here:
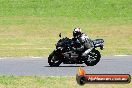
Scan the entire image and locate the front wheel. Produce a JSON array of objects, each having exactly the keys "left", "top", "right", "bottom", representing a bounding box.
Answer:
[
  {"left": 84, "top": 50, "right": 101, "bottom": 66},
  {"left": 48, "top": 51, "right": 62, "bottom": 67}
]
